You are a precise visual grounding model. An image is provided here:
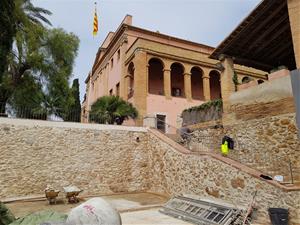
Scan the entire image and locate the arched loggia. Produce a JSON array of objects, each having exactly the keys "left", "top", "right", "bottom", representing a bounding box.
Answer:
[
  {"left": 171, "top": 63, "right": 185, "bottom": 97},
  {"left": 127, "top": 62, "right": 134, "bottom": 99},
  {"left": 209, "top": 70, "right": 221, "bottom": 100},
  {"left": 148, "top": 58, "right": 164, "bottom": 95},
  {"left": 191, "top": 67, "right": 204, "bottom": 100}
]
